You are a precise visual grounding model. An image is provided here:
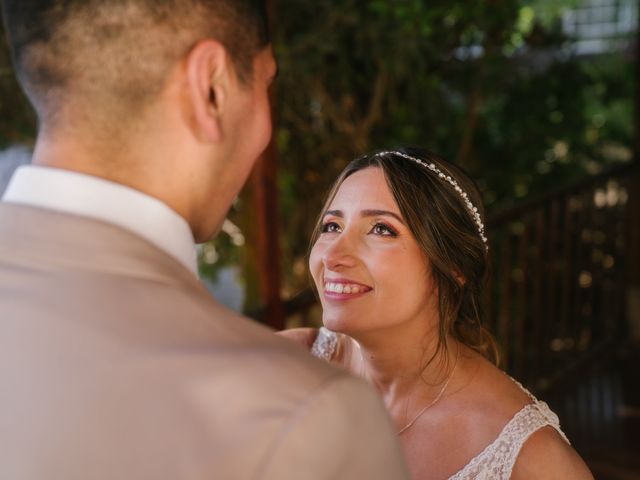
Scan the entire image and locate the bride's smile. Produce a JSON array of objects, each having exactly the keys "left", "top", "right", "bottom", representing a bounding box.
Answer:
[{"left": 323, "top": 278, "right": 372, "bottom": 297}]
